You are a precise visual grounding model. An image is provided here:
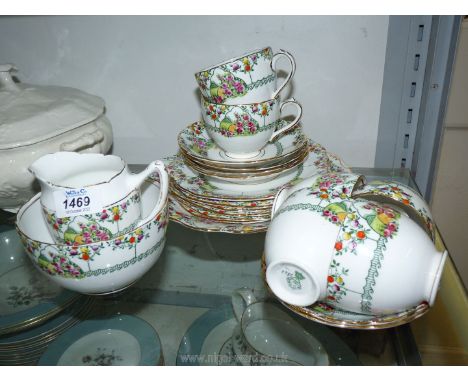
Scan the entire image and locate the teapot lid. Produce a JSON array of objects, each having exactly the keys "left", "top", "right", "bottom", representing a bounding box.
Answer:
[{"left": 0, "top": 64, "right": 105, "bottom": 150}]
